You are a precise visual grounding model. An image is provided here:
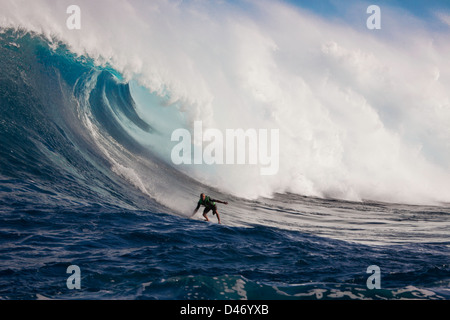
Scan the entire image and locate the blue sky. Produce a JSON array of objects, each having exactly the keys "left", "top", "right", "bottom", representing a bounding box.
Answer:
[
  {"left": 285, "top": 0, "right": 450, "bottom": 30},
  {"left": 287, "top": 0, "right": 450, "bottom": 16}
]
